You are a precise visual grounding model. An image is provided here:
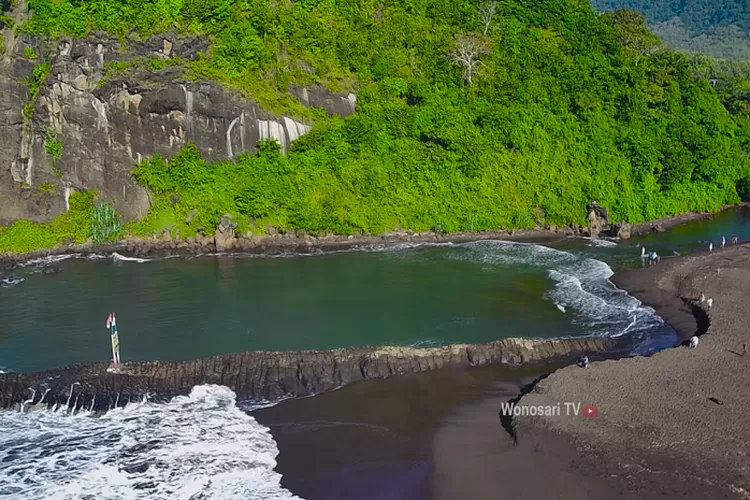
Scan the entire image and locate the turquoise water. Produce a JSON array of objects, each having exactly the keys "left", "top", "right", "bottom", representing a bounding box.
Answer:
[{"left": 1, "top": 207, "right": 749, "bottom": 373}]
